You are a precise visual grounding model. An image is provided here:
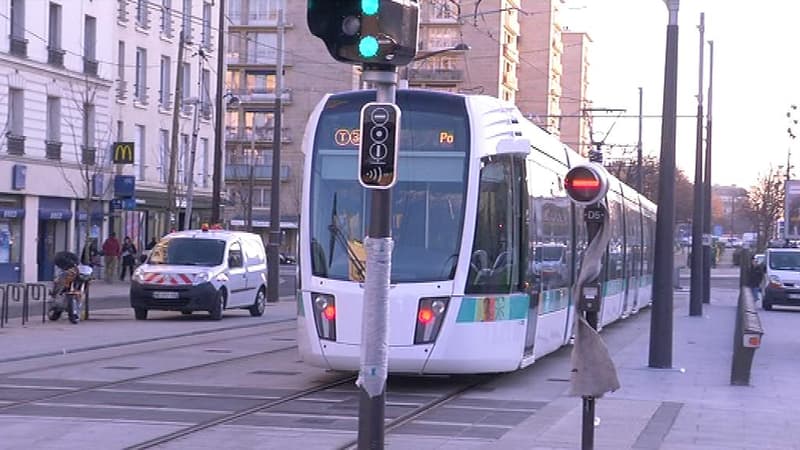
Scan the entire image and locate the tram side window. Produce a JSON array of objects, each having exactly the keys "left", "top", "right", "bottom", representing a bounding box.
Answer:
[
  {"left": 603, "top": 197, "right": 624, "bottom": 284},
  {"left": 466, "top": 155, "right": 521, "bottom": 294}
]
